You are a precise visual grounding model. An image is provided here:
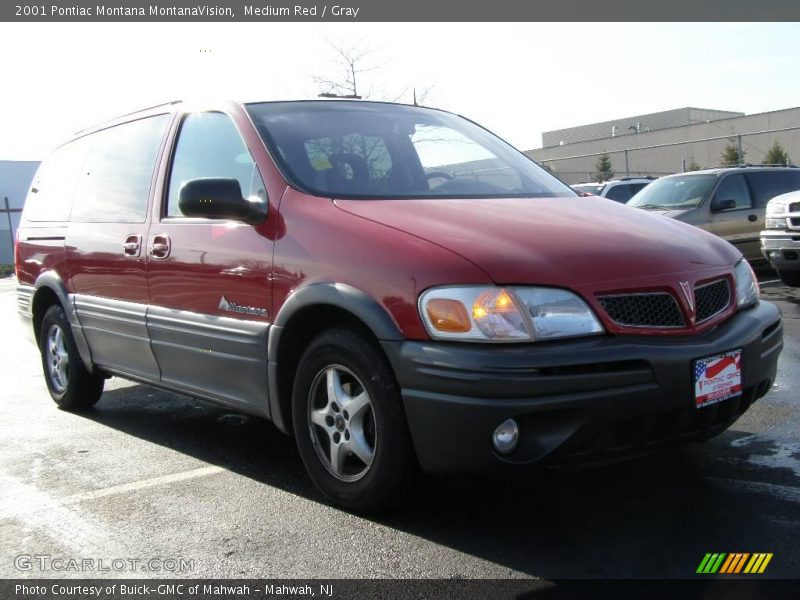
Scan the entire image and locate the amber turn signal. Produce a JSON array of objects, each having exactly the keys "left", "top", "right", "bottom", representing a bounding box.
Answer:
[{"left": 425, "top": 298, "right": 471, "bottom": 333}]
